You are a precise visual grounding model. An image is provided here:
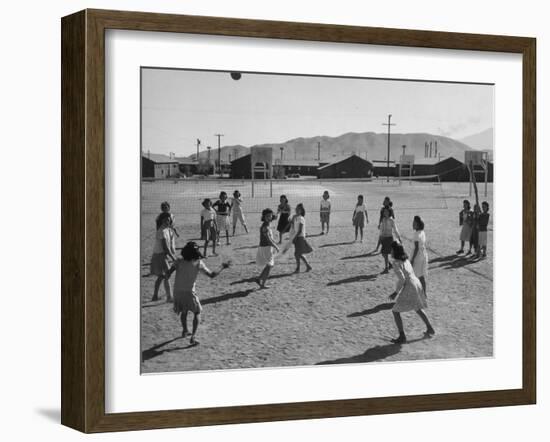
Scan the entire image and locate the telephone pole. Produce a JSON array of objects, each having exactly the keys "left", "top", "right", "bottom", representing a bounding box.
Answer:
[
  {"left": 196, "top": 138, "right": 201, "bottom": 162},
  {"left": 214, "top": 134, "right": 224, "bottom": 177},
  {"left": 382, "top": 114, "right": 396, "bottom": 182},
  {"left": 317, "top": 141, "right": 321, "bottom": 161}
]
